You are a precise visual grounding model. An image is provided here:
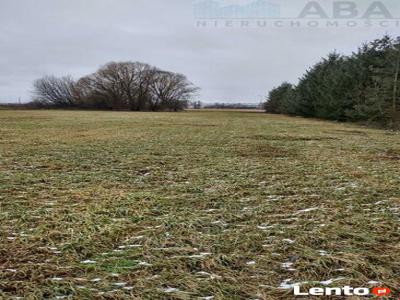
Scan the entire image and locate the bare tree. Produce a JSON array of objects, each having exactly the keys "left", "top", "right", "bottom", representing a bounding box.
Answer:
[
  {"left": 76, "top": 62, "right": 129, "bottom": 109},
  {"left": 149, "top": 71, "right": 198, "bottom": 111},
  {"left": 130, "top": 63, "right": 157, "bottom": 111},
  {"left": 33, "top": 75, "right": 76, "bottom": 107},
  {"left": 77, "top": 62, "right": 153, "bottom": 110}
]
